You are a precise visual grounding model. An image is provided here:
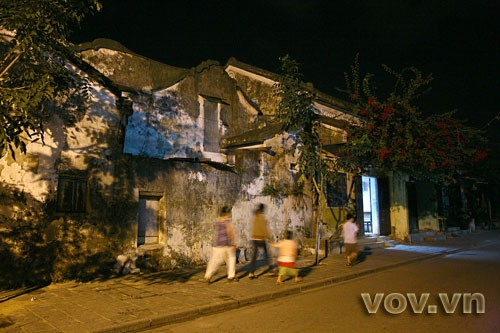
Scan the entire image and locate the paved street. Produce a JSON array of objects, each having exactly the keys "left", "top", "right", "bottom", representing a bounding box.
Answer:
[
  {"left": 148, "top": 237, "right": 500, "bottom": 332},
  {"left": 1, "top": 230, "right": 499, "bottom": 333}
]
